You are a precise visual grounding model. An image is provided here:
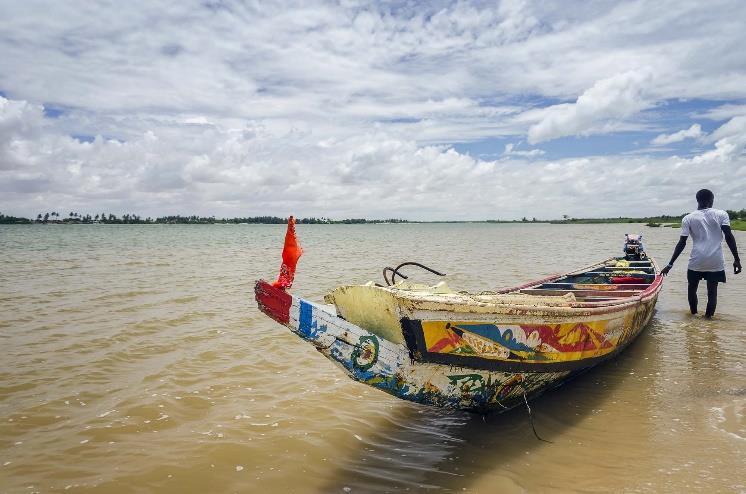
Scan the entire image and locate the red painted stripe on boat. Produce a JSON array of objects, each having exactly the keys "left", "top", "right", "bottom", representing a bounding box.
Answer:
[
  {"left": 640, "top": 274, "right": 663, "bottom": 297},
  {"left": 255, "top": 279, "right": 292, "bottom": 324}
]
